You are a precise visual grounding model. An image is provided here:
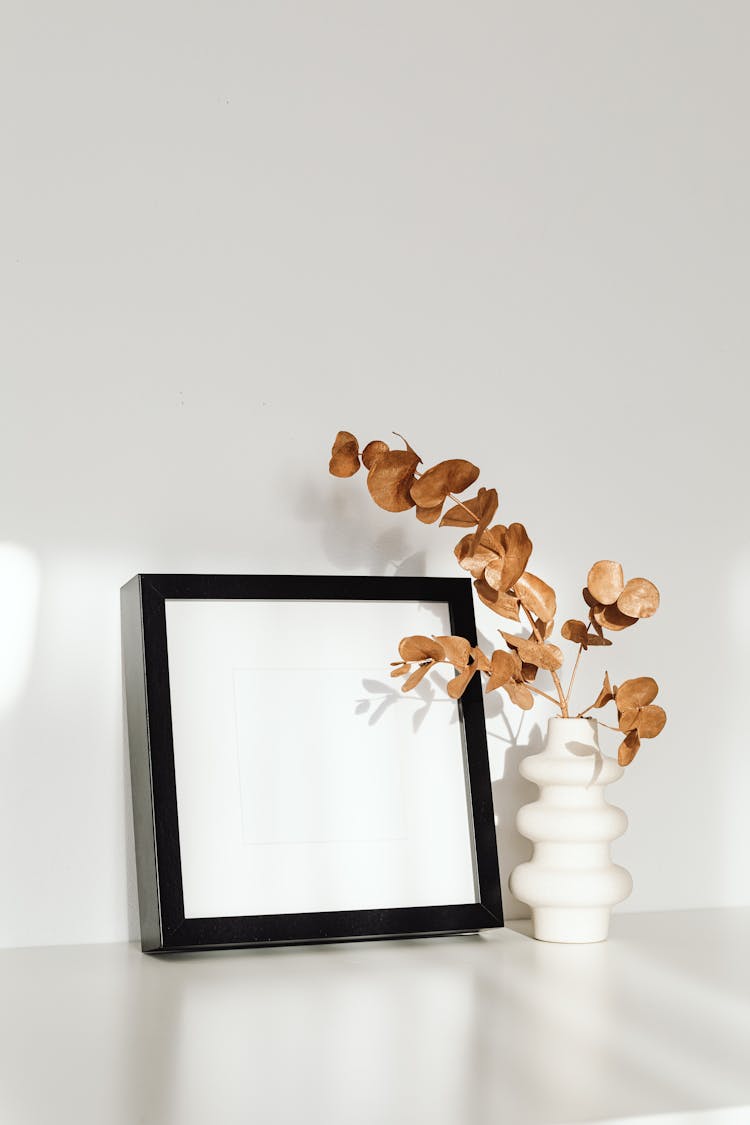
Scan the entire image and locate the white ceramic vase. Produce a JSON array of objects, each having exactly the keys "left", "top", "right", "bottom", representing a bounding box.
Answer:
[{"left": 509, "top": 717, "right": 632, "bottom": 943}]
